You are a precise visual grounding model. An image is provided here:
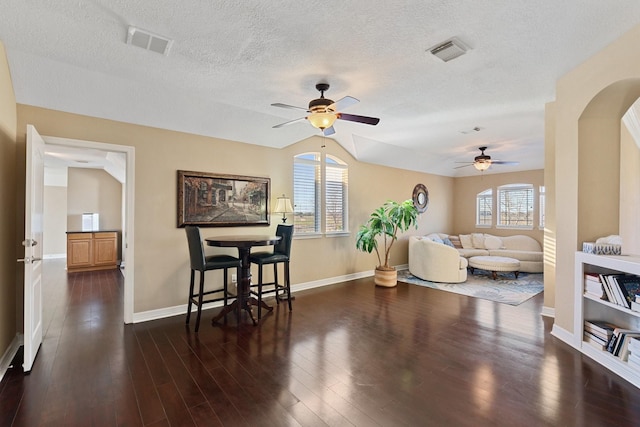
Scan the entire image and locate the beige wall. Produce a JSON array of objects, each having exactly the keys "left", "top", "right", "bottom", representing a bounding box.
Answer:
[
  {"left": 452, "top": 169, "right": 544, "bottom": 243},
  {"left": 0, "top": 42, "right": 17, "bottom": 355},
  {"left": 43, "top": 185, "right": 67, "bottom": 256},
  {"left": 15, "top": 105, "right": 453, "bottom": 314},
  {"left": 619, "top": 122, "right": 640, "bottom": 255},
  {"left": 544, "top": 102, "right": 557, "bottom": 311},
  {"left": 553, "top": 23, "right": 640, "bottom": 333},
  {"left": 67, "top": 168, "right": 122, "bottom": 232}
]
